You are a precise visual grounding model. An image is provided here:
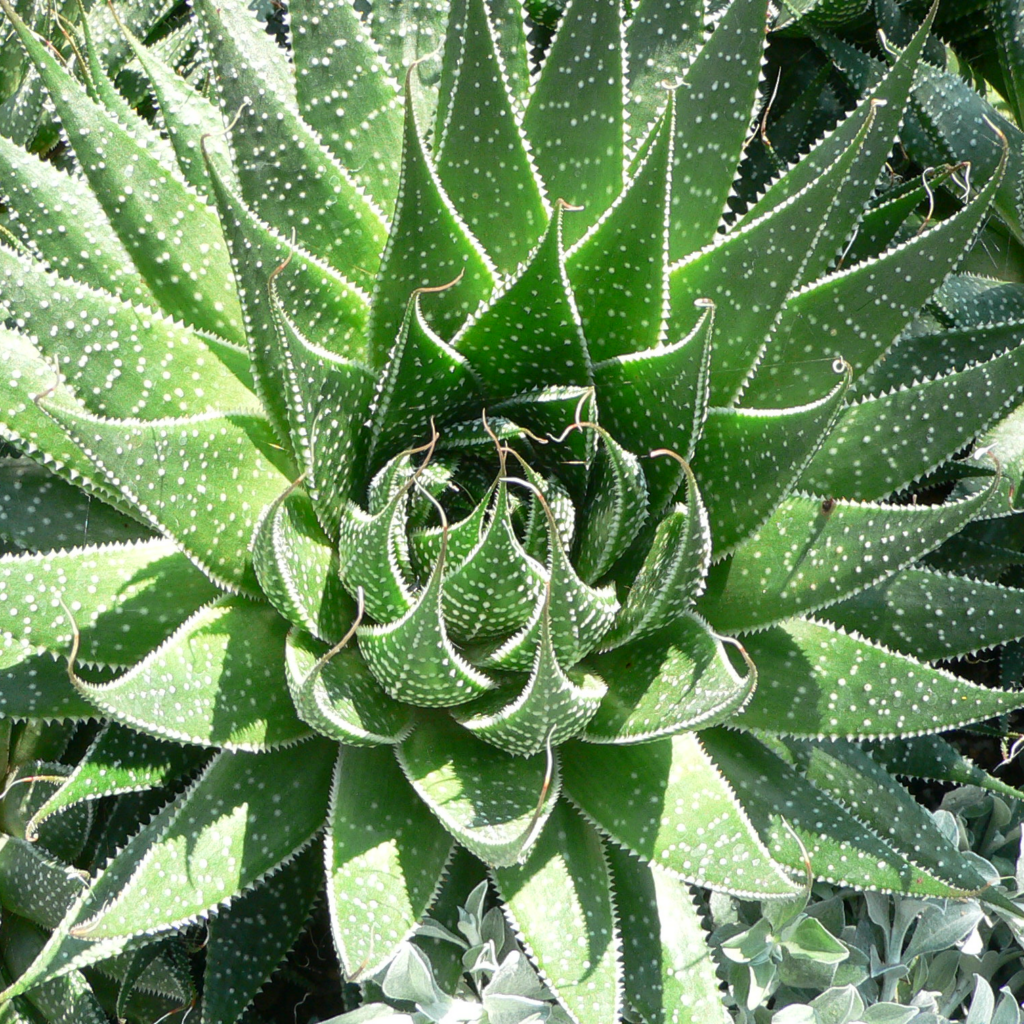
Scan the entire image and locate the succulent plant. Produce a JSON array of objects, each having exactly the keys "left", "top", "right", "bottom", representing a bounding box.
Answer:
[{"left": 5, "top": 0, "right": 1024, "bottom": 1020}]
